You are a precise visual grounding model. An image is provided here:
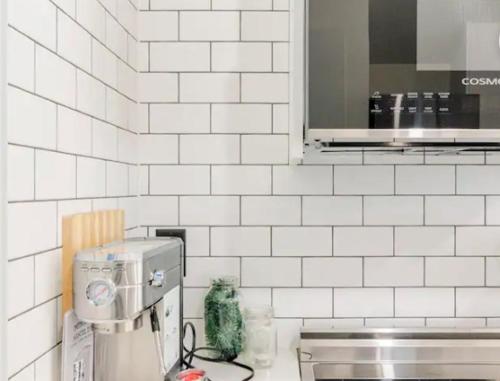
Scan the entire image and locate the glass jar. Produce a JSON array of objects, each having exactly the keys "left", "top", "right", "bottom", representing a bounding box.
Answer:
[
  {"left": 244, "top": 305, "right": 277, "bottom": 369},
  {"left": 204, "top": 276, "right": 244, "bottom": 361}
]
